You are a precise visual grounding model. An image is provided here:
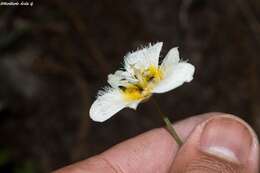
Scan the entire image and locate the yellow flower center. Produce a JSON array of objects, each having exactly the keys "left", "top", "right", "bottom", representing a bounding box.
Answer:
[{"left": 122, "top": 65, "right": 163, "bottom": 101}]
